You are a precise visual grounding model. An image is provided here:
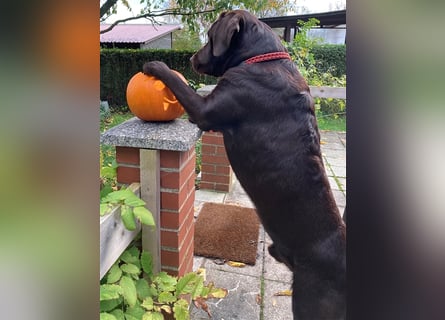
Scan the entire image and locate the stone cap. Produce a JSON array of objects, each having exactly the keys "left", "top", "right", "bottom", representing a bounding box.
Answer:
[{"left": 101, "top": 117, "right": 202, "bottom": 151}]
